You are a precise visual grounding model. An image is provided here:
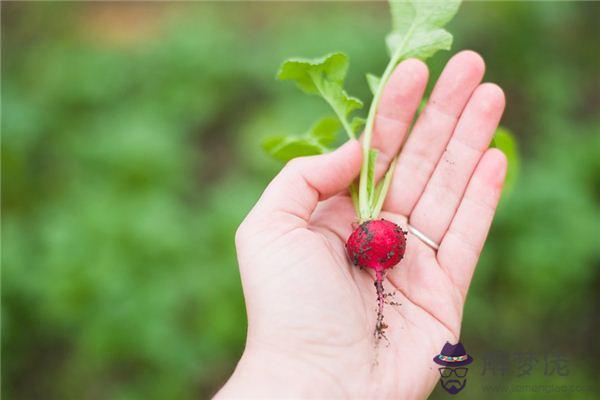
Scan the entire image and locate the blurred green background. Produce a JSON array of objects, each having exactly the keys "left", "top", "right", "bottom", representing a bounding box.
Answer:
[{"left": 2, "top": 2, "right": 599, "bottom": 399}]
